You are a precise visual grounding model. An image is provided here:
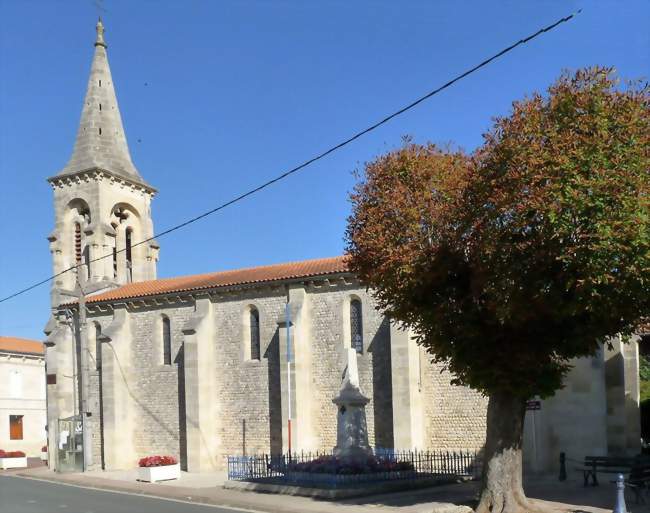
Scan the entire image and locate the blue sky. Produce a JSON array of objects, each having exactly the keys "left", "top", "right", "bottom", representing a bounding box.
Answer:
[{"left": 0, "top": 0, "right": 648, "bottom": 340}]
